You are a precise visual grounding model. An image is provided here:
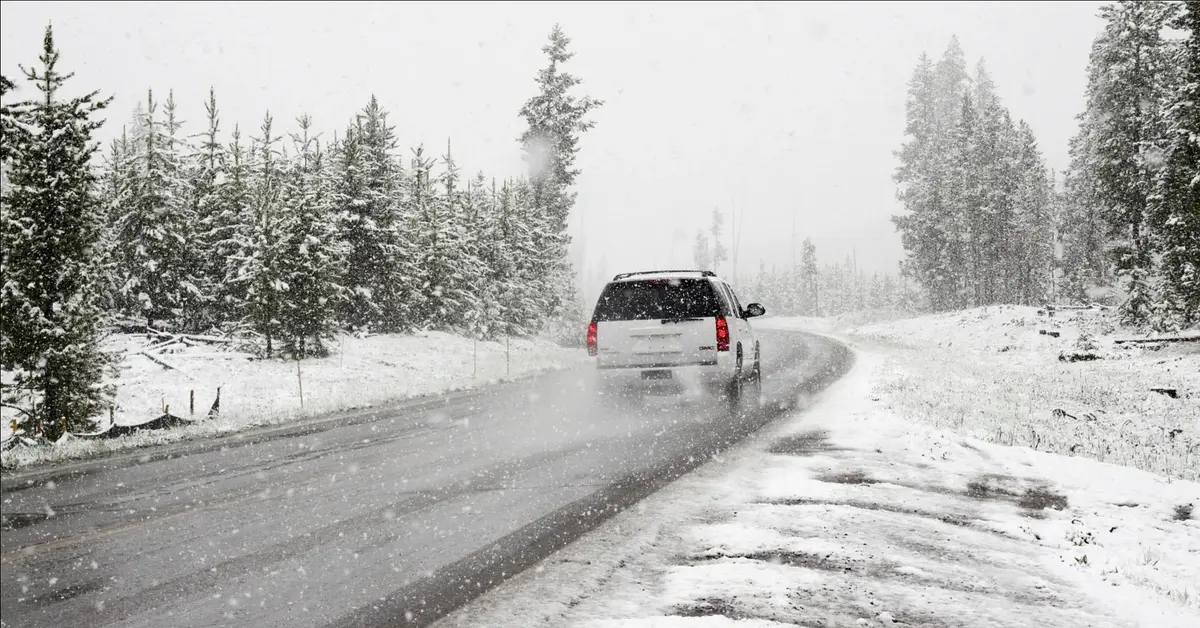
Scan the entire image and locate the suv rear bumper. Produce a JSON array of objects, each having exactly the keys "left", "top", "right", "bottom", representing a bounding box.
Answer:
[{"left": 593, "top": 354, "right": 736, "bottom": 394}]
